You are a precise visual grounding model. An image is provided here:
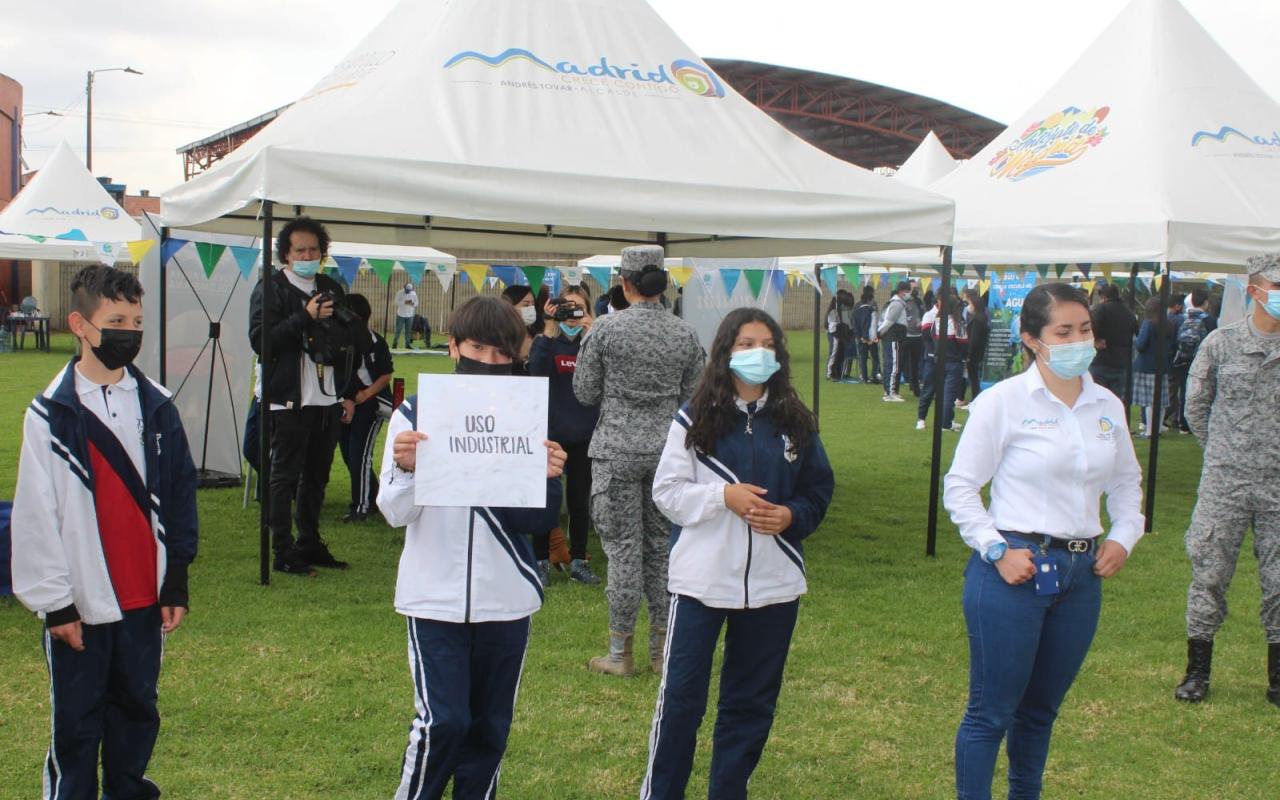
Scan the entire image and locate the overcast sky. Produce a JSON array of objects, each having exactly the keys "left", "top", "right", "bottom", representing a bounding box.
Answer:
[{"left": 7, "top": 0, "right": 1278, "bottom": 194}]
